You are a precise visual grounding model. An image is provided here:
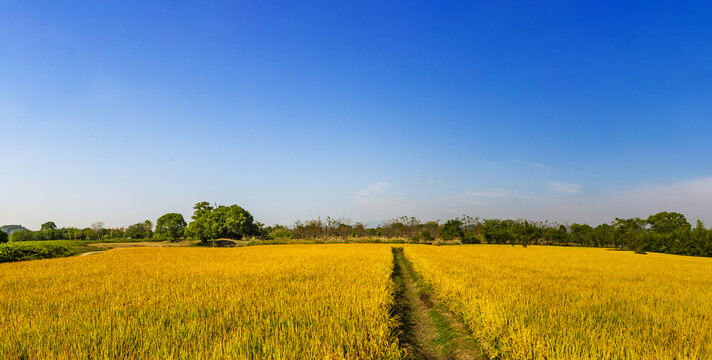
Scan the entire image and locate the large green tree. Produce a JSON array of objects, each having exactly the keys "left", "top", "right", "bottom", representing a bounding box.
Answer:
[
  {"left": 155, "top": 213, "right": 187, "bottom": 241},
  {"left": 647, "top": 212, "right": 690, "bottom": 234},
  {"left": 0, "top": 229, "right": 8, "bottom": 243},
  {"left": 440, "top": 219, "right": 464, "bottom": 240},
  {"left": 646, "top": 212, "right": 692, "bottom": 254},
  {"left": 186, "top": 202, "right": 259, "bottom": 243}
]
